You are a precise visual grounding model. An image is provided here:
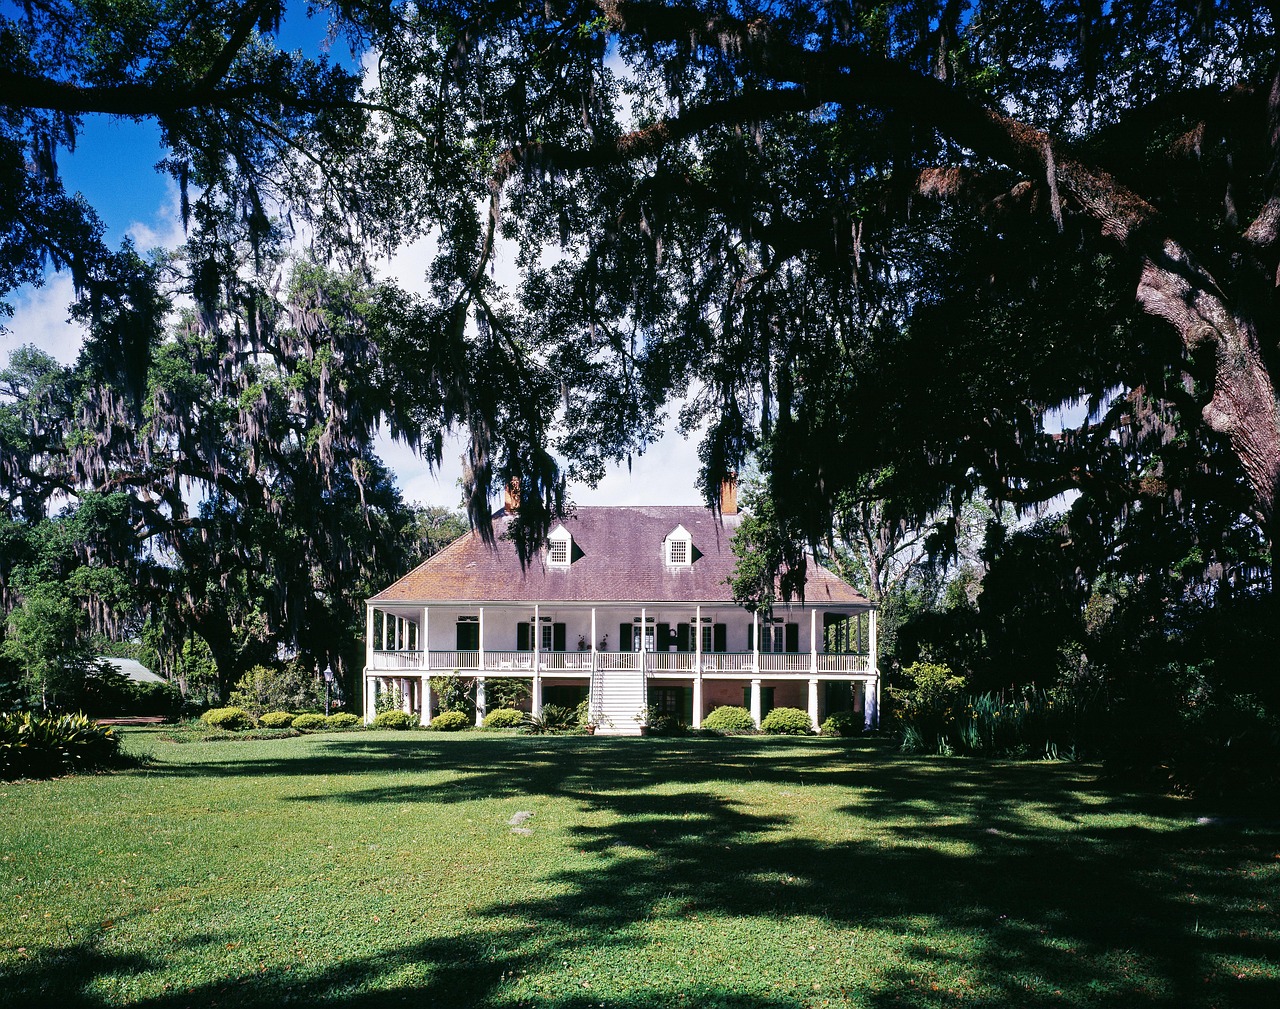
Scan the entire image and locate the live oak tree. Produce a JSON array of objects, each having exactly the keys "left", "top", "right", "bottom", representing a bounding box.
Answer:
[{"left": 4, "top": 1, "right": 1280, "bottom": 571}]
